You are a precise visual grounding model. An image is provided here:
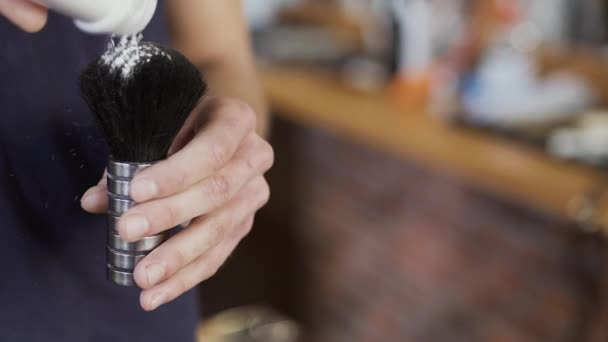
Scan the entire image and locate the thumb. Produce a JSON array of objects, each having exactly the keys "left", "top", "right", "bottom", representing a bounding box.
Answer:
[
  {"left": 81, "top": 172, "right": 108, "bottom": 214},
  {"left": 0, "top": 0, "right": 48, "bottom": 33}
]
